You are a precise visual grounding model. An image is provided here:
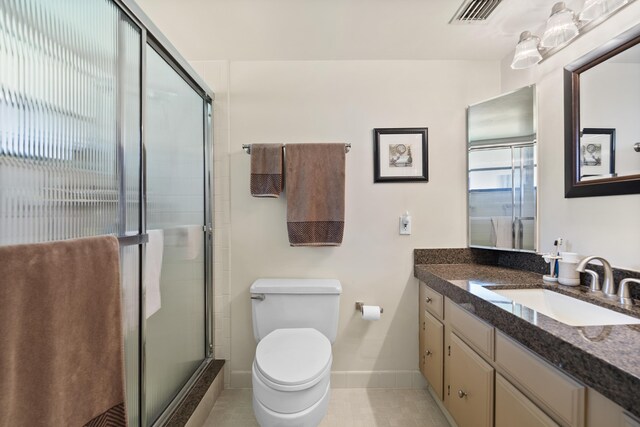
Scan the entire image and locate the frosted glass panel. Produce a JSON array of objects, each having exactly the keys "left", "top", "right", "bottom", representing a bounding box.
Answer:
[
  {"left": 145, "top": 46, "right": 206, "bottom": 424},
  {"left": 0, "top": 2, "right": 142, "bottom": 425},
  {"left": 0, "top": 0, "right": 125, "bottom": 244},
  {"left": 121, "top": 244, "right": 141, "bottom": 427}
]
